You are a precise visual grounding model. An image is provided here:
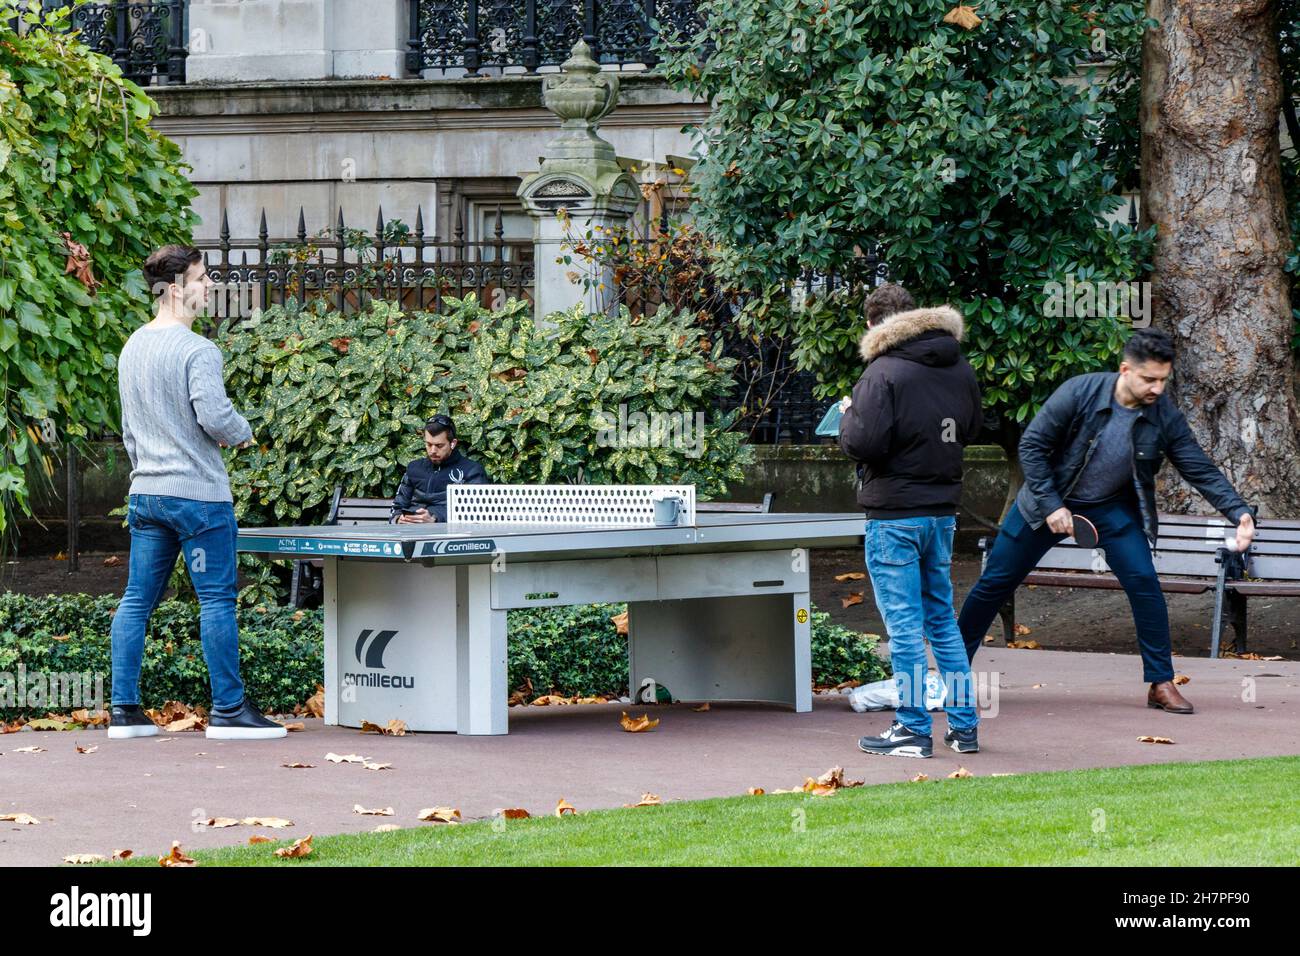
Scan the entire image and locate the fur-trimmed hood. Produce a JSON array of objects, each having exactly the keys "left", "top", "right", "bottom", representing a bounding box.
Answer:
[{"left": 859, "top": 305, "right": 965, "bottom": 363}]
